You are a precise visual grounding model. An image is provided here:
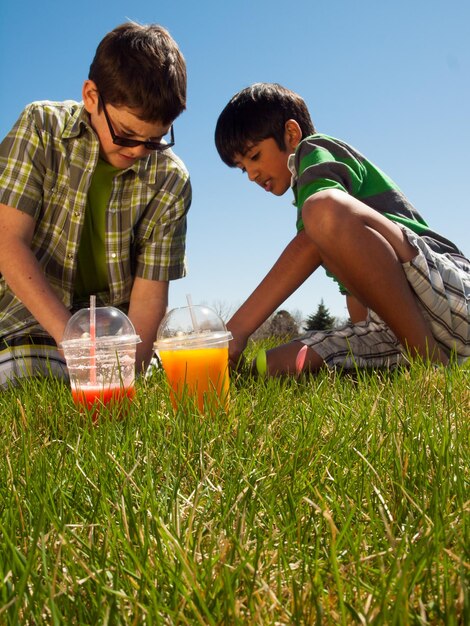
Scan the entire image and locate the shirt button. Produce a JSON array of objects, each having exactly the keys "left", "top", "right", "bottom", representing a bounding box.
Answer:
[
  {"left": 74, "top": 211, "right": 81, "bottom": 217},
  {"left": 111, "top": 253, "right": 117, "bottom": 259},
  {"left": 67, "top": 253, "right": 74, "bottom": 260}
]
